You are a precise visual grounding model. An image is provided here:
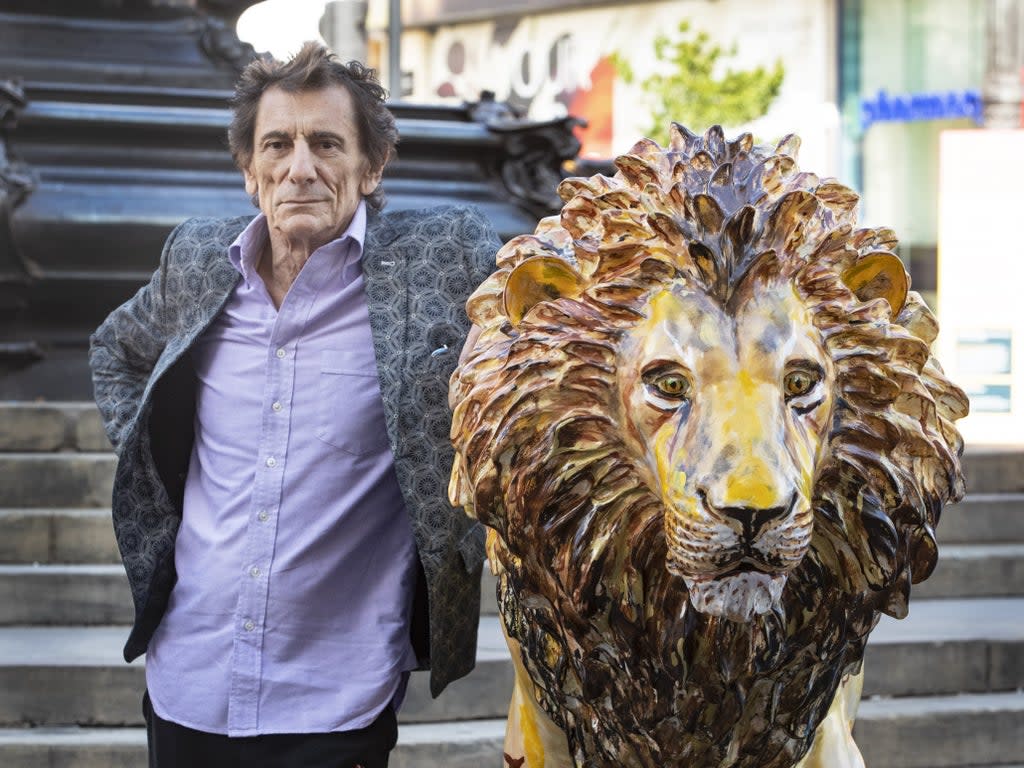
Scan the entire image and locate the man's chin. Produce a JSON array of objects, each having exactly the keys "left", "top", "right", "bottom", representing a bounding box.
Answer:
[{"left": 266, "top": 213, "right": 342, "bottom": 251}]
